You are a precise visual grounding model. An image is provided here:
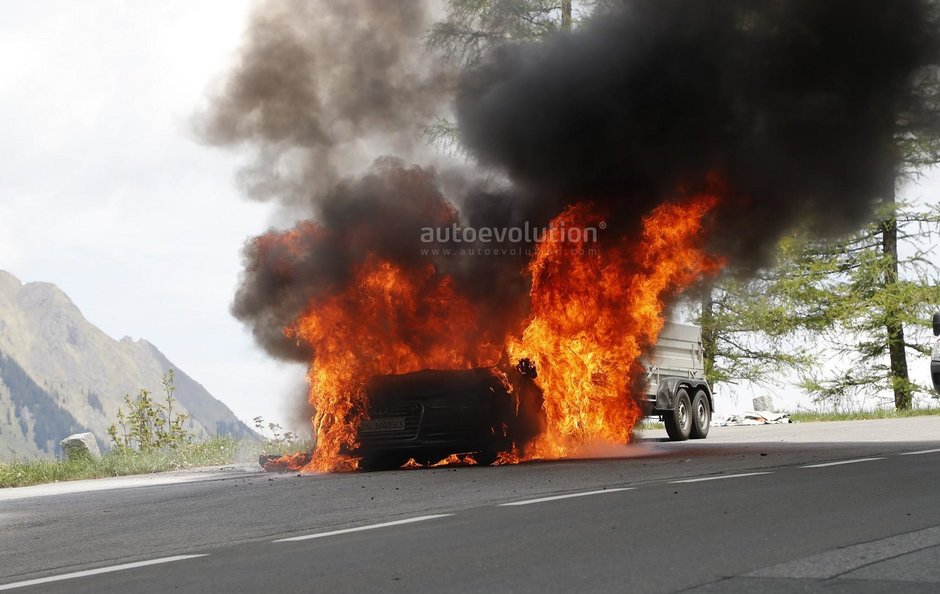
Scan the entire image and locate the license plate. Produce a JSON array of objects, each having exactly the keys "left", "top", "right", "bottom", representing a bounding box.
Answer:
[{"left": 360, "top": 417, "right": 406, "bottom": 432}]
